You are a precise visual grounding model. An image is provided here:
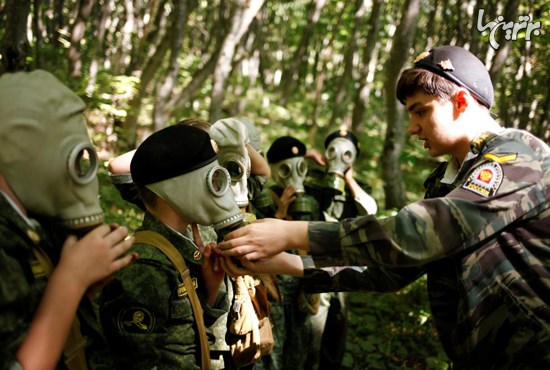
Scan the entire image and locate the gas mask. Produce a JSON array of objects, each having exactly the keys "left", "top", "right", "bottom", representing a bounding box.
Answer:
[
  {"left": 271, "top": 157, "right": 316, "bottom": 215},
  {"left": 210, "top": 118, "right": 251, "bottom": 208},
  {"left": 324, "top": 138, "right": 358, "bottom": 195},
  {"left": 0, "top": 70, "right": 103, "bottom": 230},
  {"left": 270, "top": 157, "right": 307, "bottom": 194},
  {"left": 147, "top": 160, "right": 243, "bottom": 231}
]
